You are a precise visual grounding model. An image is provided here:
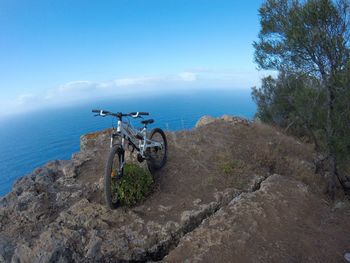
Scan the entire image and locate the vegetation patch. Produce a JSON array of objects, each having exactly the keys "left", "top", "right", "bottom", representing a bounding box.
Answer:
[
  {"left": 219, "top": 159, "right": 250, "bottom": 189},
  {"left": 252, "top": 0, "right": 350, "bottom": 195},
  {"left": 116, "top": 163, "right": 154, "bottom": 207}
]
